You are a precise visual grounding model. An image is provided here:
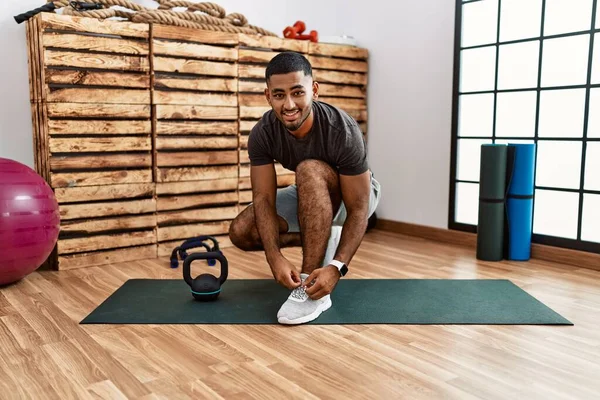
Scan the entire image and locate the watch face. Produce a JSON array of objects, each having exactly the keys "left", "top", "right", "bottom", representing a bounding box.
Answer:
[{"left": 340, "top": 264, "right": 348, "bottom": 276}]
